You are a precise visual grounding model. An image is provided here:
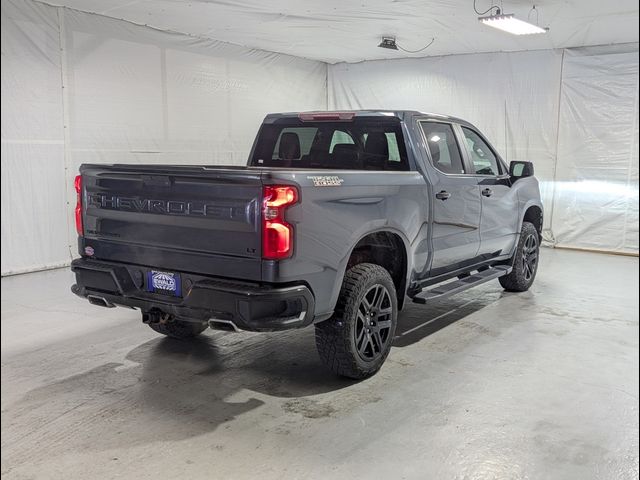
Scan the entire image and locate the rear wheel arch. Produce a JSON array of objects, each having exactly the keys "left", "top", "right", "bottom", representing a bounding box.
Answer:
[{"left": 344, "top": 230, "right": 410, "bottom": 310}]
